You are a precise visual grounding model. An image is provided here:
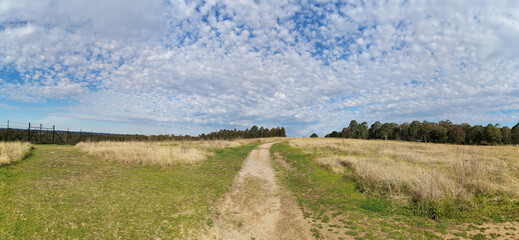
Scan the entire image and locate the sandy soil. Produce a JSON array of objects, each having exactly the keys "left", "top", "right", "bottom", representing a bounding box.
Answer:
[{"left": 201, "top": 143, "right": 312, "bottom": 240}]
